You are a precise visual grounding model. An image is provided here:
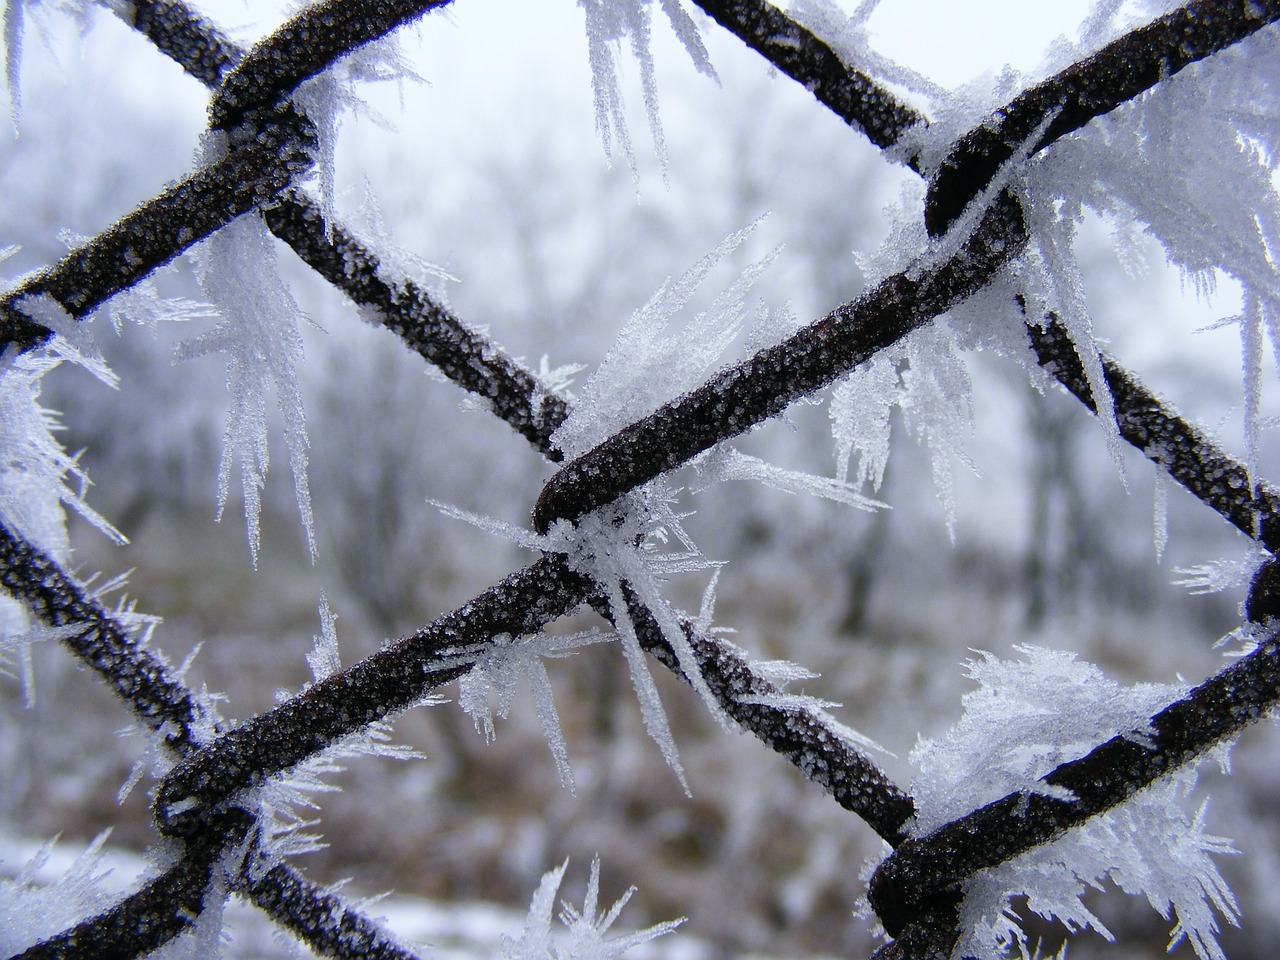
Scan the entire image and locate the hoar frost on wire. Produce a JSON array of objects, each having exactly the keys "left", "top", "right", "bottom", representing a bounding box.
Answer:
[
  {"left": 455, "top": 628, "right": 612, "bottom": 793},
  {"left": 909, "top": 645, "right": 1238, "bottom": 960},
  {"left": 435, "top": 491, "right": 712, "bottom": 792},
  {"left": 503, "top": 857, "right": 682, "bottom": 960},
  {"left": 1016, "top": 14, "right": 1280, "bottom": 488},
  {"left": 244, "top": 596, "right": 426, "bottom": 866},
  {"left": 0, "top": 309, "right": 122, "bottom": 561},
  {"left": 178, "top": 211, "right": 316, "bottom": 566},
  {"left": 0, "top": 281, "right": 130, "bottom": 703},
  {"left": 444, "top": 221, "right": 886, "bottom": 787},
  {"left": 828, "top": 322, "right": 975, "bottom": 538},
  {"left": 0, "top": 832, "right": 118, "bottom": 957},
  {"left": 292, "top": 33, "right": 423, "bottom": 234}
]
